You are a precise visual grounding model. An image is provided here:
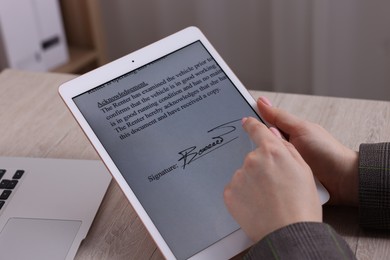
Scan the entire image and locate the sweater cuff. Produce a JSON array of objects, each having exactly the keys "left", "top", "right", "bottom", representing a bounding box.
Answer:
[
  {"left": 244, "top": 222, "right": 355, "bottom": 260},
  {"left": 359, "top": 143, "right": 390, "bottom": 229}
]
